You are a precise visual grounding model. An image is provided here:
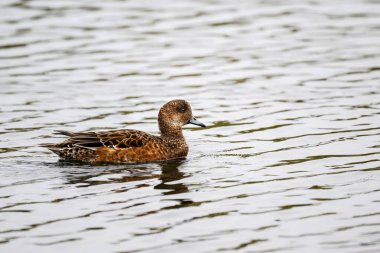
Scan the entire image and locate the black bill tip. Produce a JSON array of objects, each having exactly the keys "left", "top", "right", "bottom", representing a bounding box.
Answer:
[{"left": 188, "top": 118, "right": 206, "bottom": 127}]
